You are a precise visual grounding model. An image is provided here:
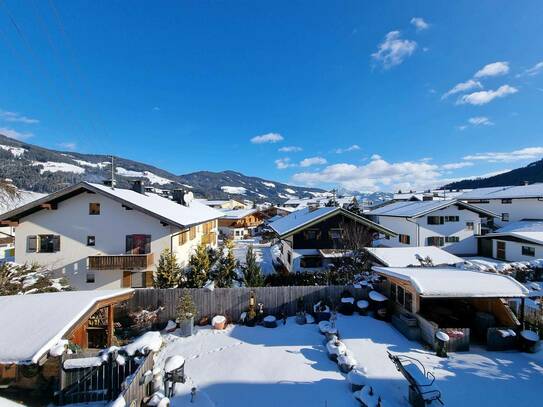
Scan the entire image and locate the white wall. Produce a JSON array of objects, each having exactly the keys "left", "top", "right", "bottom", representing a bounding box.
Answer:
[
  {"left": 466, "top": 198, "right": 543, "bottom": 227},
  {"left": 14, "top": 192, "right": 215, "bottom": 290},
  {"left": 492, "top": 239, "right": 543, "bottom": 262},
  {"left": 373, "top": 205, "right": 483, "bottom": 255}
]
